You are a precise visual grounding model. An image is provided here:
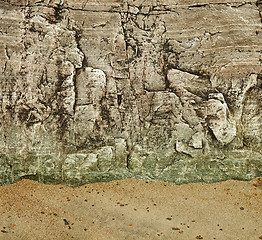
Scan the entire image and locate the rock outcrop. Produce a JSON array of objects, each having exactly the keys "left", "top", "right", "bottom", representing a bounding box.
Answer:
[{"left": 0, "top": 0, "right": 261, "bottom": 186}]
